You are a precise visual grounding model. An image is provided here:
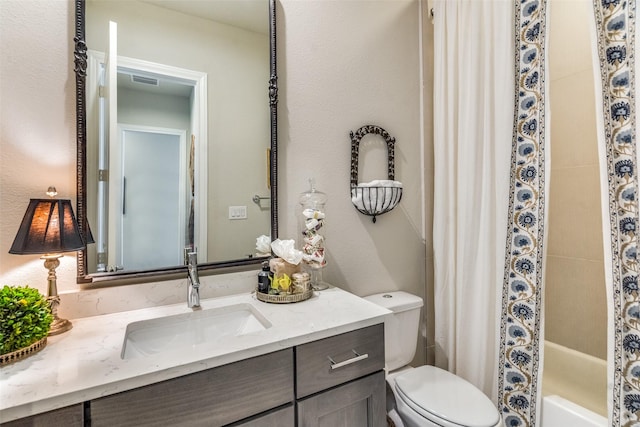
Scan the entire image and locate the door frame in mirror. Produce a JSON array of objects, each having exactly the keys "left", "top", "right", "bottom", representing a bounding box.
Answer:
[{"left": 73, "top": 0, "right": 278, "bottom": 284}]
